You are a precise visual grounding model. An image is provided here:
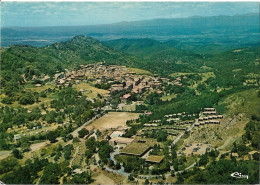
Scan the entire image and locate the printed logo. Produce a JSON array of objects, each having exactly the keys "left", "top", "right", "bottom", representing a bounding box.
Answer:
[{"left": 231, "top": 172, "right": 249, "bottom": 179}]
